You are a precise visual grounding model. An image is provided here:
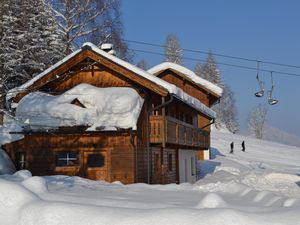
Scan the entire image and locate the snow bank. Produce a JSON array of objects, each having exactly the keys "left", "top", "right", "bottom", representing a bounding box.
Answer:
[
  {"left": 148, "top": 62, "right": 223, "bottom": 97},
  {"left": 0, "top": 179, "right": 39, "bottom": 224},
  {"left": 0, "top": 149, "right": 16, "bottom": 174},
  {"left": 0, "top": 115, "right": 23, "bottom": 174},
  {"left": 1, "top": 126, "right": 300, "bottom": 225},
  {"left": 16, "top": 84, "right": 144, "bottom": 131}
]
